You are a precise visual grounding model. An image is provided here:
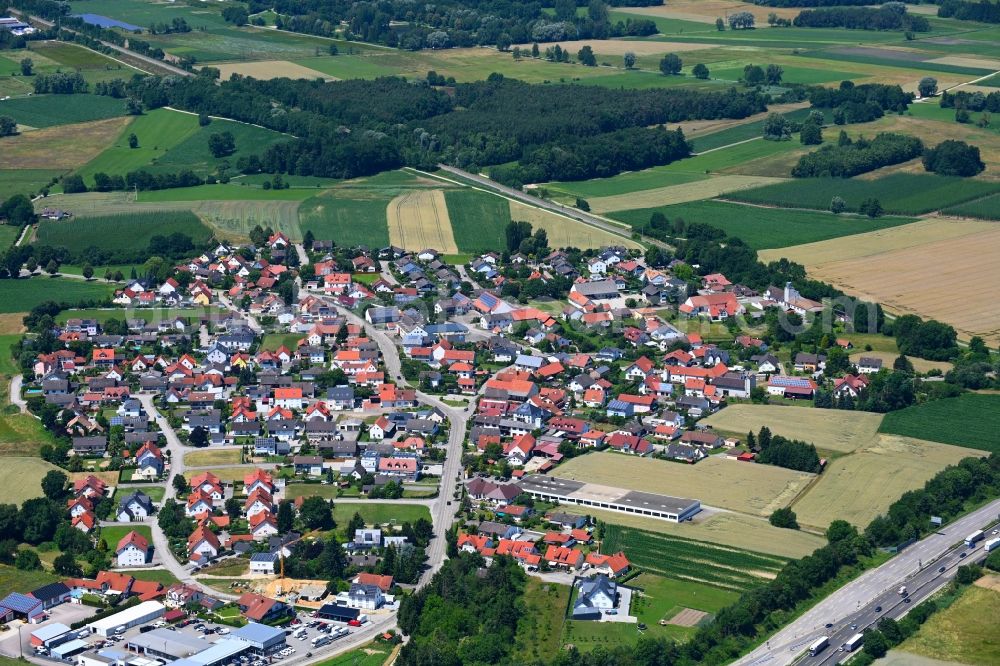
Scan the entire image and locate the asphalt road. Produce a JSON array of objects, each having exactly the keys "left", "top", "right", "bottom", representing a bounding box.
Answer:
[{"left": 738, "top": 498, "right": 1000, "bottom": 666}]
